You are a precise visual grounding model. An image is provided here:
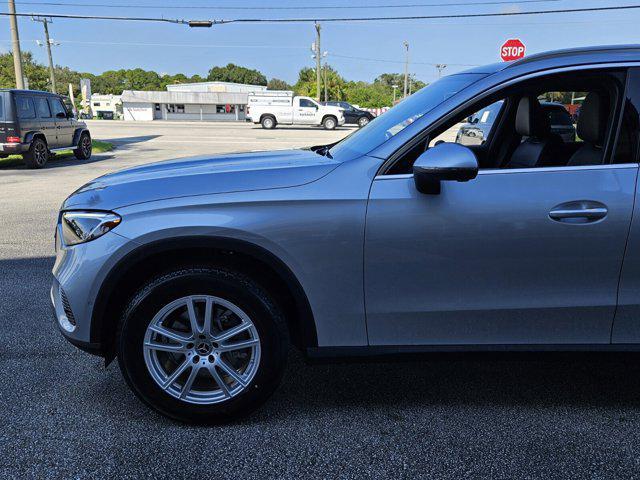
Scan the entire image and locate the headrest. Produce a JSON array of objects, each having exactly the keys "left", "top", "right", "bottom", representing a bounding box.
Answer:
[
  {"left": 515, "top": 96, "right": 550, "bottom": 138},
  {"left": 577, "top": 92, "right": 606, "bottom": 145}
]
